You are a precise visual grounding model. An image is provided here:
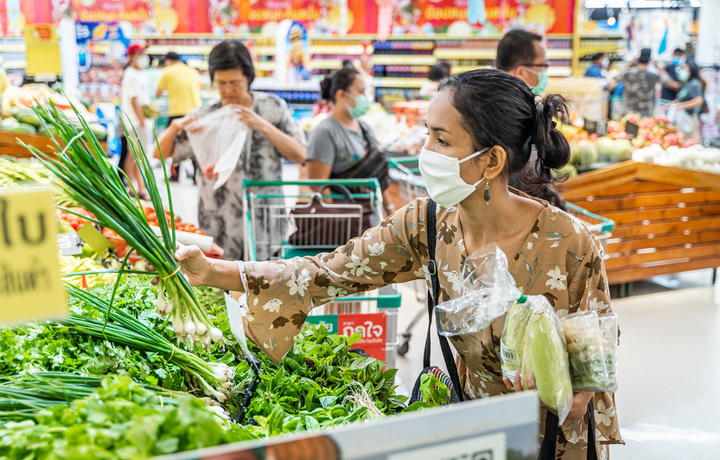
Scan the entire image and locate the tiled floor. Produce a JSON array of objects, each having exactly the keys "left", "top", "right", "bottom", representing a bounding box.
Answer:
[{"left": 161, "top": 164, "right": 720, "bottom": 459}]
